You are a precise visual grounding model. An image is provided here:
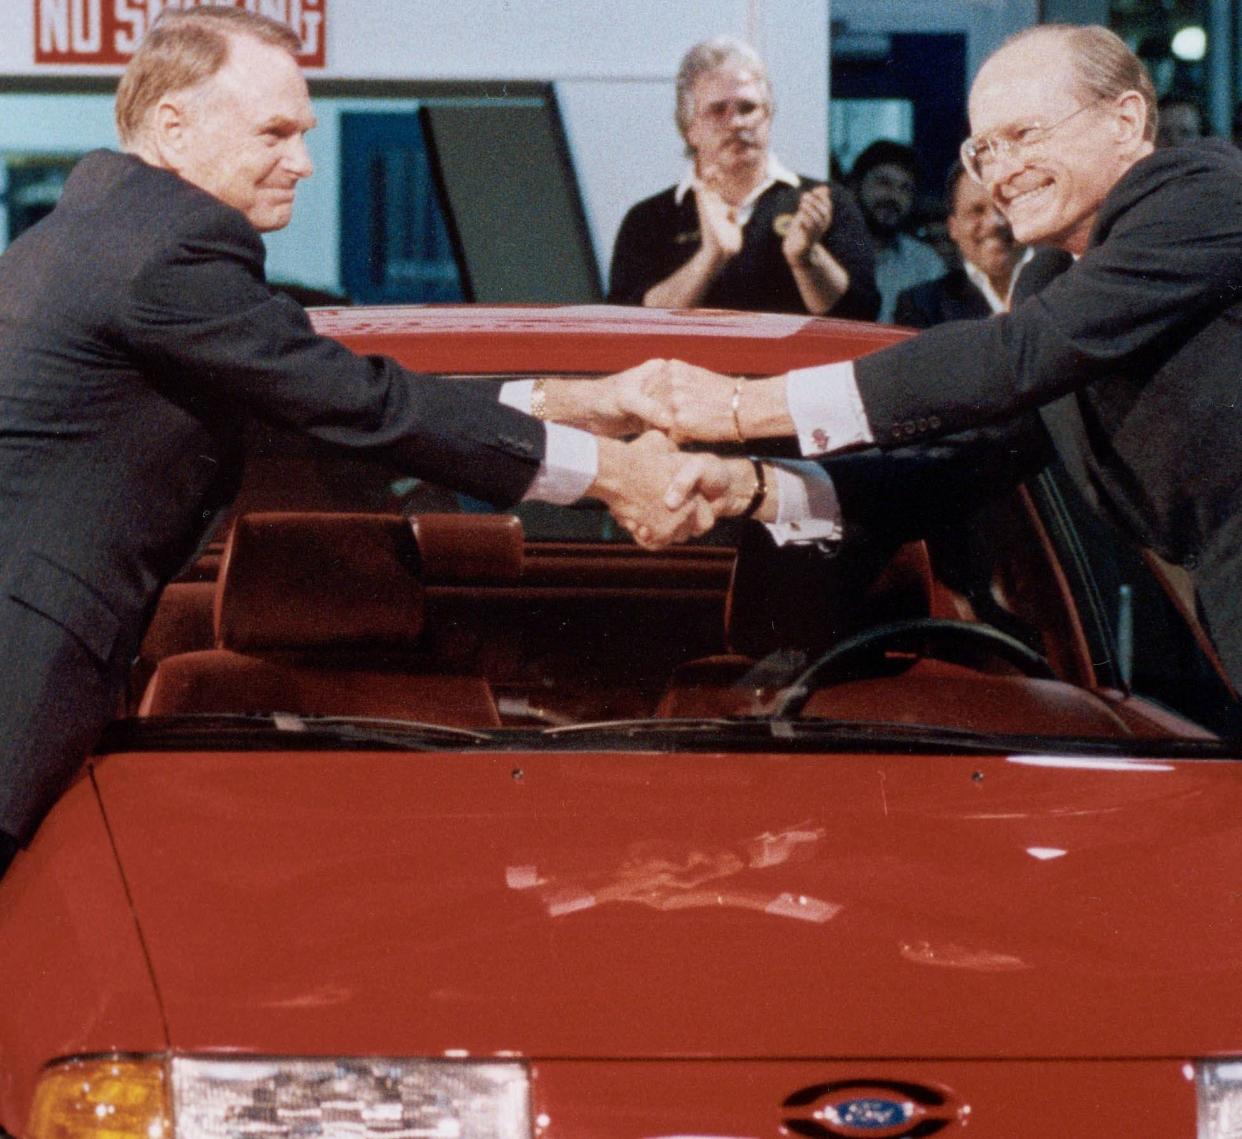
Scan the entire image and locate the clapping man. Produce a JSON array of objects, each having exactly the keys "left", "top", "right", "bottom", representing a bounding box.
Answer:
[{"left": 607, "top": 36, "right": 879, "bottom": 318}]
